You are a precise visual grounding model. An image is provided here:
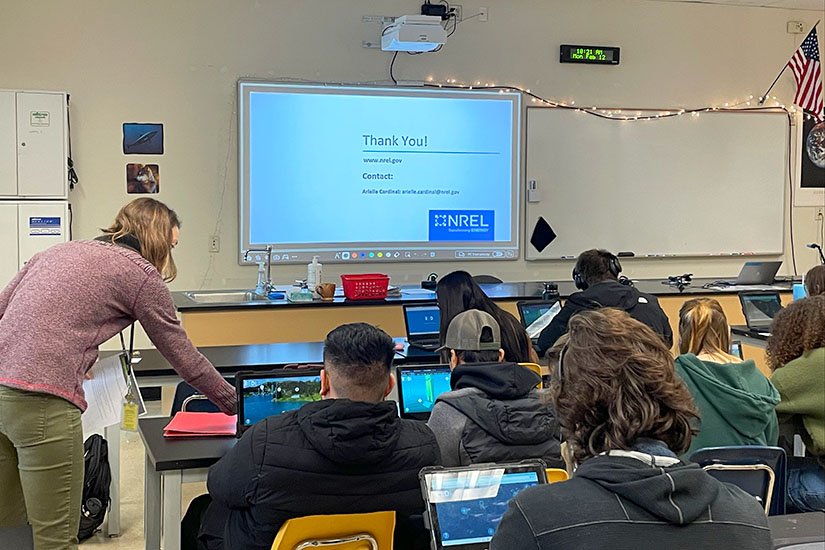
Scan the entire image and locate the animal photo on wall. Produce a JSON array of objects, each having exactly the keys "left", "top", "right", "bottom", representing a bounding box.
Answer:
[
  {"left": 126, "top": 163, "right": 160, "bottom": 194},
  {"left": 122, "top": 123, "right": 164, "bottom": 155}
]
